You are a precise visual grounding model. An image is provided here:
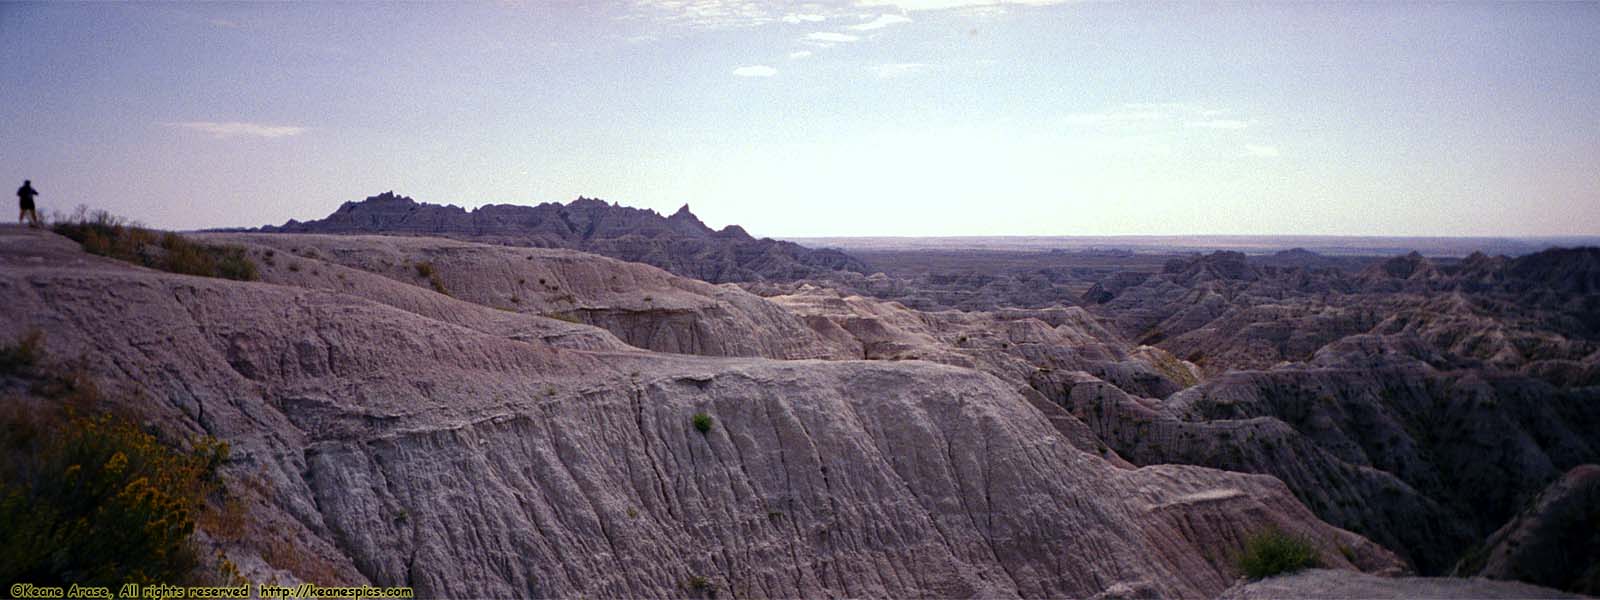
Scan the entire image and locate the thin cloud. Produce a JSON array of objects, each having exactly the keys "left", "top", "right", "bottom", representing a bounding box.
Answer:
[
  {"left": 1244, "top": 144, "right": 1281, "bottom": 157},
  {"left": 1123, "top": 102, "right": 1215, "bottom": 114},
  {"left": 625, "top": 0, "right": 779, "bottom": 30},
  {"left": 871, "top": 63, "right": 929, "bottom": 78},
  {"left": 805, "top": 31, "right": 860, "bottom": 43},
  {"left": 1063, "top": 103, "right": 1254, "bottom": 133},
  {"left": 848, "top": 14, "right": 912, "bottom": 30},
  {"left": 208, "top": 18, "right": 243, "bottom": 29},
  {"left": 167, "top": 121, "right": 307, "bottom": 139},
  {"left": 1061, "top": 109, "right": 1166, "bottom": 127},
  {"left": 782, "top": 13, "right": 826, "bottom": 23},
  {"left": 858, "top": 0, "right": 1070, "bottom": 10},
  {"left": 788, "top": 50, "right": 814, "bottom": 59},
  {"left": 1185, "top": 119, "right": 1251, "bottom": 130},
  {"left": 732, "top": 65, "right": 778, "bottom": 77}
]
